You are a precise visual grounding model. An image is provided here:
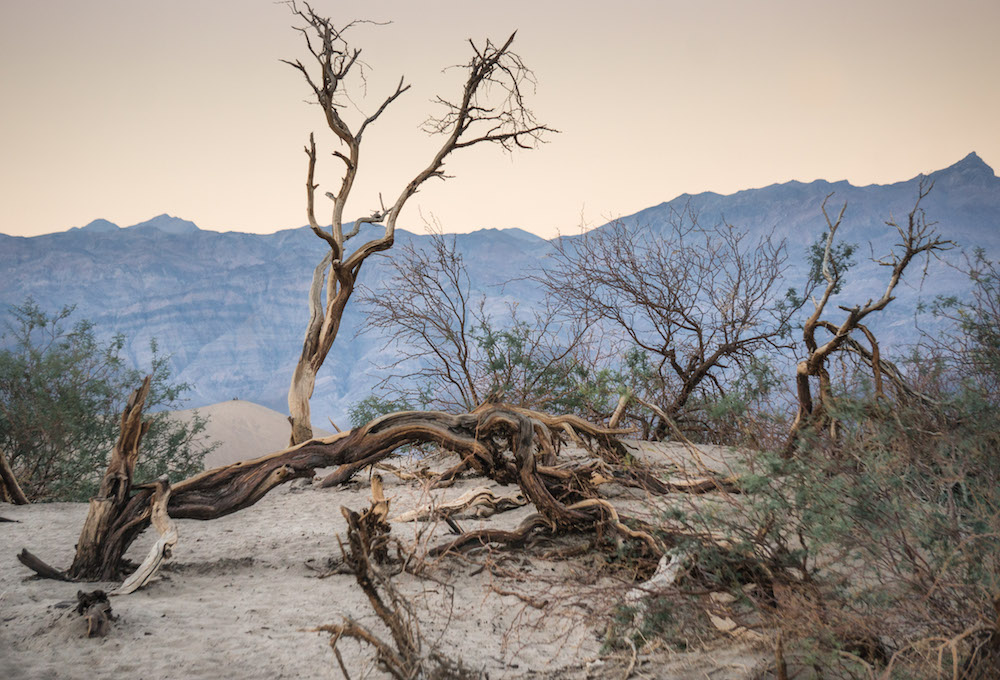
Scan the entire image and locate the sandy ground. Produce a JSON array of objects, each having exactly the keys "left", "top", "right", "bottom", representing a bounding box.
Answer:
[{"left": 1, "top": 414, "right": 765, "bottom": 679}]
